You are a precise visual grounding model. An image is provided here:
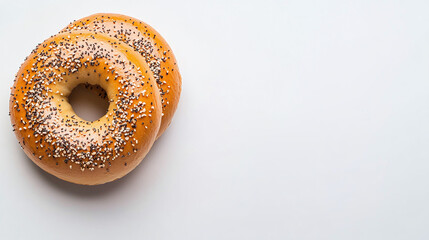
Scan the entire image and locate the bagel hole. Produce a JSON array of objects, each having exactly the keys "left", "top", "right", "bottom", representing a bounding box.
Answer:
[{"left": 68, "top": 83, "right": 109, "bottom": 121}]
